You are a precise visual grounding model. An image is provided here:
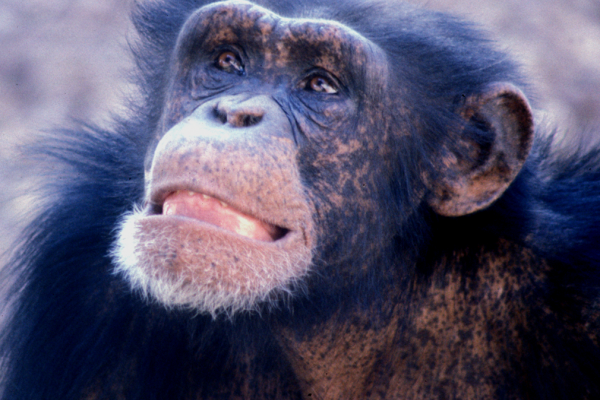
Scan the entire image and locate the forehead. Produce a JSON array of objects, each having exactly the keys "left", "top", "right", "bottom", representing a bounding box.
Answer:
[{"left": 178, "top": 0, "right": 385, "bottom": 70}]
